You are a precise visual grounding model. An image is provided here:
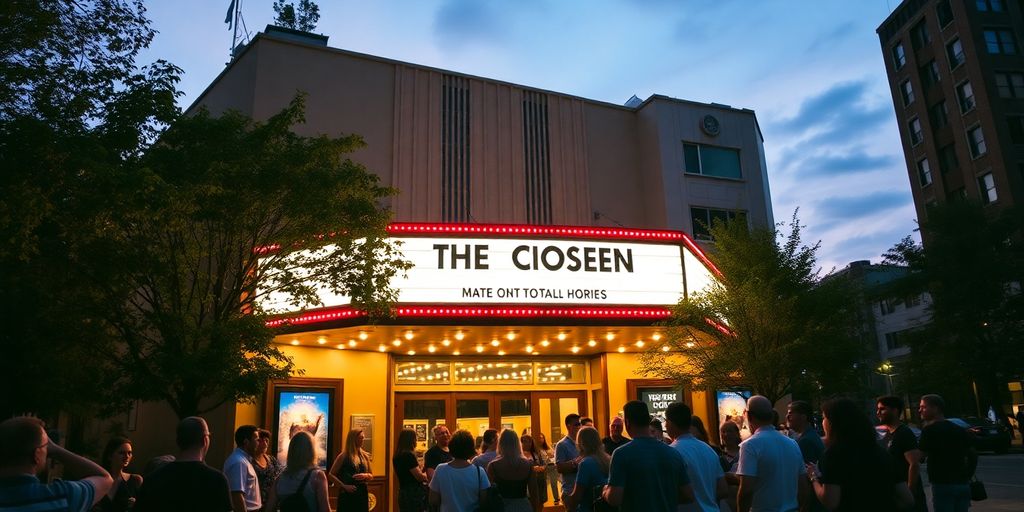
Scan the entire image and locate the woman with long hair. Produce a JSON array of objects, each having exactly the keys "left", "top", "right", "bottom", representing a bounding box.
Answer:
[
  {"left": 689, "top": 416, "right": 710, "bottom": 445},
  {"left": 487, "top": 429, "right": 541, "bottom": 512},
  {"left": 563, "top": 427, "right": 609, "bottom": 512},
  {"left": 252, "top": 428, "right": 284, "bottom": 505},
  {"left": 329, "top": 429, "right": 373, "bottom": 512},
  {"left": 807, "top": 398, "right": 912, "bottom": 511},
  {"left": 266, "top": 431, "right": 330, "bottom": 511},
  {"left": 93, "top": 437, "right": 142, "bottom": 512},
  {"left": 520, "top": 434, "right": 547, "bottom": 504},
  {"left": 393, "top": 428, "right": 428, "bottom": 512},
  {"left": 428, "top": 430, "right": 490, "bottom": 512},
  {"left": 534, "top": 431, "right": 559, "bottom": 504}
]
